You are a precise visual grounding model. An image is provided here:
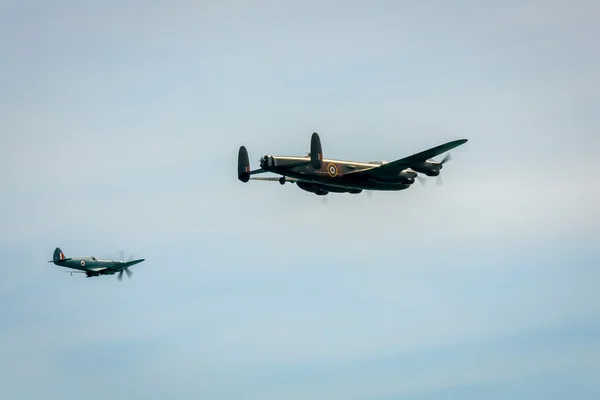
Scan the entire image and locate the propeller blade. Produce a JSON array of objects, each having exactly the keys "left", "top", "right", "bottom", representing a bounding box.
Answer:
[
  {"left": 366, "top": 191, "right": 373, "bottom": 198},
  {"left": 417, "top": 176, "right": 427, "bottom": 186},
  {"left": 436, "top": 175, "right": 443, "bottom": 186},
  {"left": 127, "top": 255, "right": 134, "bottom": 262},
  {"left": 125, "top": 268, "right": 132, "bottom": 278},
  {"left": 440, "top": 153, "right": 452, "bottom": 165},
  {"left": 320, "top": 196, "right": 328, "bottom": 205},
  {"left": 118, "top": 270, "right": 123, "bottom": 281}
]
